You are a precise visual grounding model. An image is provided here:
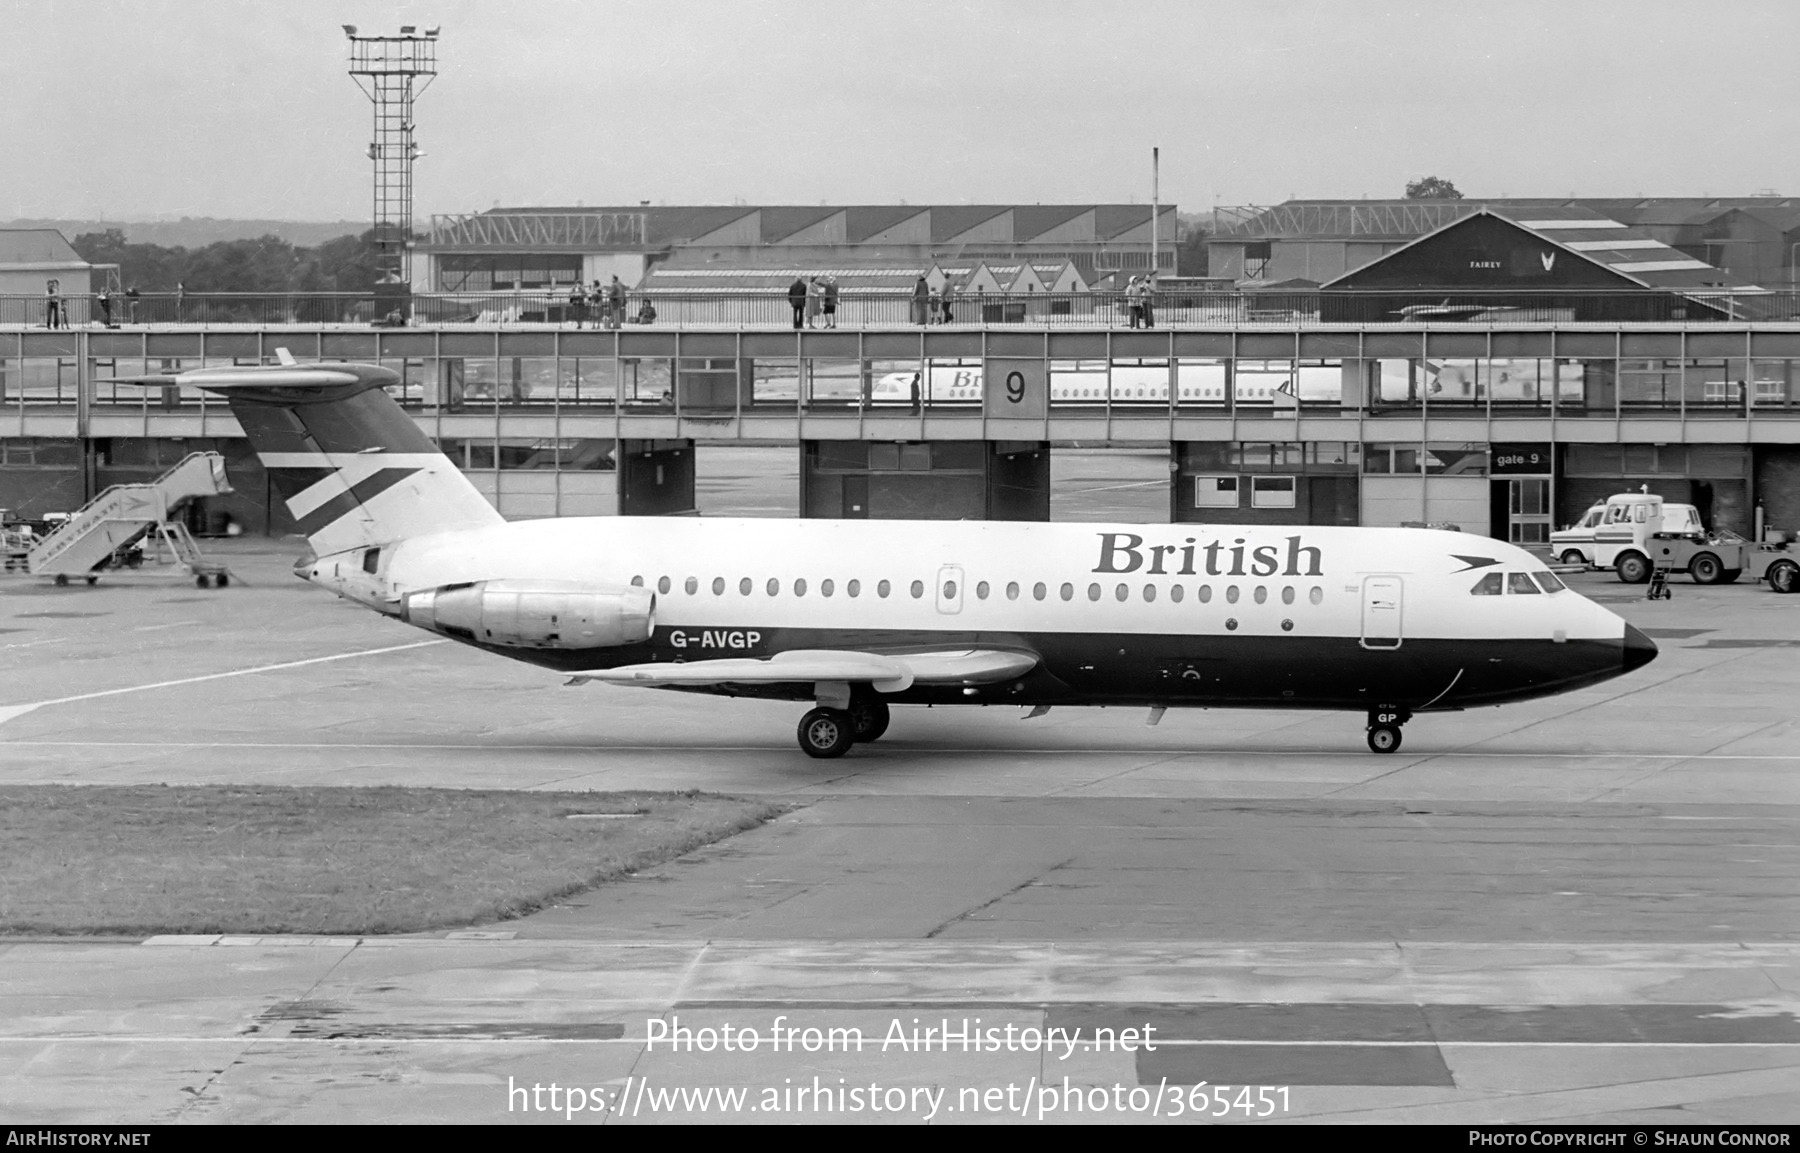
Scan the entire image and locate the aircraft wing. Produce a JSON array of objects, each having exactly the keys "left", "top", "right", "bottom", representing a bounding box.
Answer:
[{"left": 565, "top": 648, "right": 1038, "bottom": 692}]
